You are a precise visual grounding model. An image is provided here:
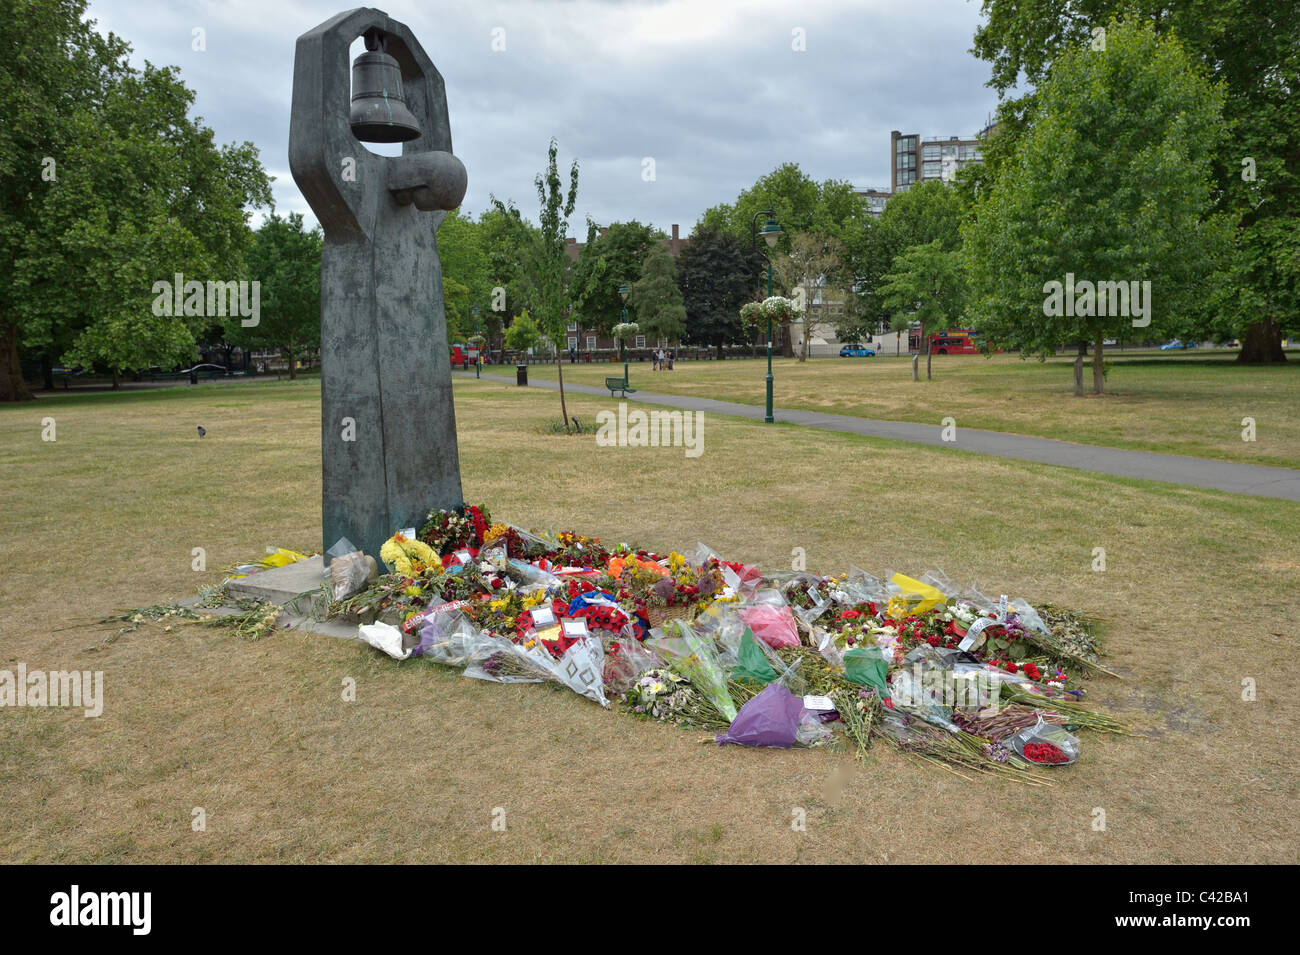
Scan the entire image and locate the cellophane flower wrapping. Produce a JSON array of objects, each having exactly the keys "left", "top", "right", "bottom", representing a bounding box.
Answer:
[
  {"left": 647, "top": 620, "right": 737, "bottom": 721},
  {"left": 551, "top": 636, "right": 609, "bottom": 707},
  {"left": 415, "top": 601, "right": 484, "bottom": 666},
  {"left": 716, "top": 684, "right": 804, "bottom": 747},
  {"left": 731, "top": 627, "right": 779, "bottom": 686},
  {"left": 738, "top": 603, "right": 800, "bottom": 649},
  {"left": 1010, "top": 715, "right": 1080, "bottom": 764},
  {"left": 464, "top": 635, "right": 554, "bottom": 684},
  {"left": 330, "top": 550, "right": 371, "bottom": 601},
  {"left": 604, "top": 636, "right": 659, "bottom": 695}
]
